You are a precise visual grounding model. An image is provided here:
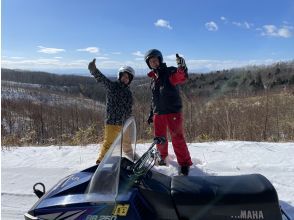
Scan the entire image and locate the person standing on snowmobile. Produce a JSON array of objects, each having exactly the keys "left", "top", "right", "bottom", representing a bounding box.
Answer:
[
  {"left": 145, "top": 49, "right": 192, "bottom": 176},
  {"left": 88, "top": 59, "right": 135, "bottom": 164}
]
